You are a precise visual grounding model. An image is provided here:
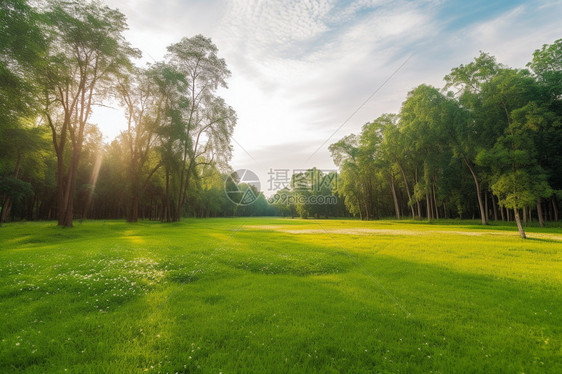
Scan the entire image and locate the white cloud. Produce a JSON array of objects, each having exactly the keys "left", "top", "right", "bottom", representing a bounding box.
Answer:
[
  {"left": 91, "top": 0, "right": 562, "bottom": 190},
  {"left": 465, "top": 4, "right": 562, "bottom": 67}
]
